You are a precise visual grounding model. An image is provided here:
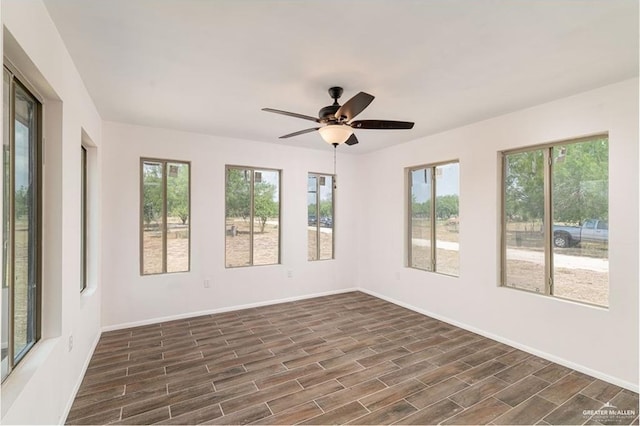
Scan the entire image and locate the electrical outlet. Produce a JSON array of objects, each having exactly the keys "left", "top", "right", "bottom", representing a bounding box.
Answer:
[
  {"left": 204, "top": 279, "right": 210, "bottom": 288},
  {"left": 287, "top": 270, "right": 293, "bottom": 278},
  {"left": 68, "top": 335, "right": 73, "bottom": 352}
]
